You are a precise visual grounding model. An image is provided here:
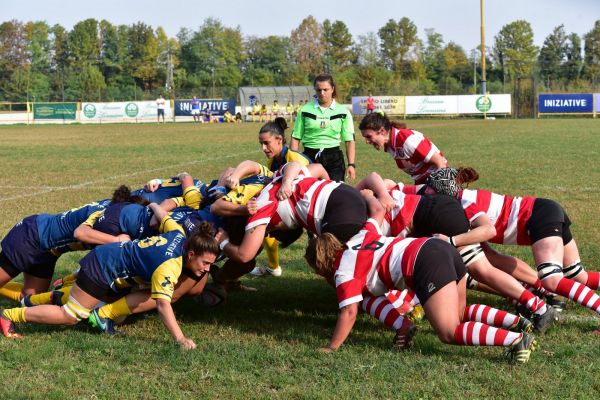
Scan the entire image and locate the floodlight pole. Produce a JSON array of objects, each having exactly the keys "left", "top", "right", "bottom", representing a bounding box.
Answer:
[{"left": 480, "top": 0, "right": 487, "bottom": 96}]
